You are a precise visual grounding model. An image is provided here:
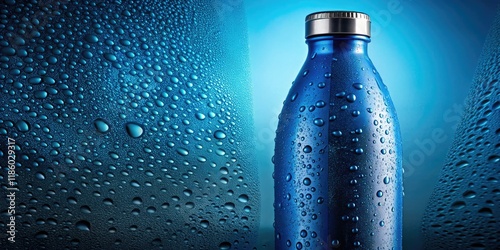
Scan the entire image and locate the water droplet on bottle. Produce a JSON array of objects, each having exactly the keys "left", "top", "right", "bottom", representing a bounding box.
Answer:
[
  {"left": 383, "top": 176, "right": 390, "bottom": 184},
  {"left": 332, "top": 239, "right": 340, "bottom": 247},
  {"left": 332, "top": 131, "right": 342, "bottom": 137},
  {"left": 296, "top": 241, "right": 303, "bottom": 249},
  {"left": 313, "top": 118, "right": 324, "bottom": 127},
  {"left": 376, "top": 190, "right": 383, "bottom": 197},
  {"left": 346, "top": 94, "right": 357, "bottom": 102},
  {"left": 303, "top": 178, "right": 311, "bottom": 186},
  {"left": 303, "top": 145, "right": 312, "bottom": 153},
  {"left": 300, "top": 230, "right": 307, "bottom": 238},
  {"left": 315, "top": 100, "right": 326, "bottom": 108},
  {"left": 353, "top": 83, "right": 363, "bottom": 90}
]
